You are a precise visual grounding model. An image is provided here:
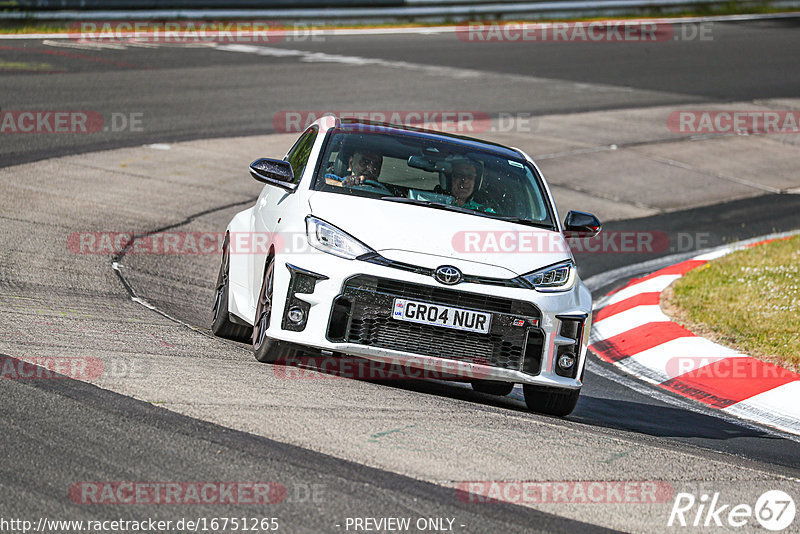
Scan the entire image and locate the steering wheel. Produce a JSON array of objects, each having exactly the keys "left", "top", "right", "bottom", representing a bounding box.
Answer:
[{"left": 351, "top": 179, "right": 393, "bottom": 195}]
